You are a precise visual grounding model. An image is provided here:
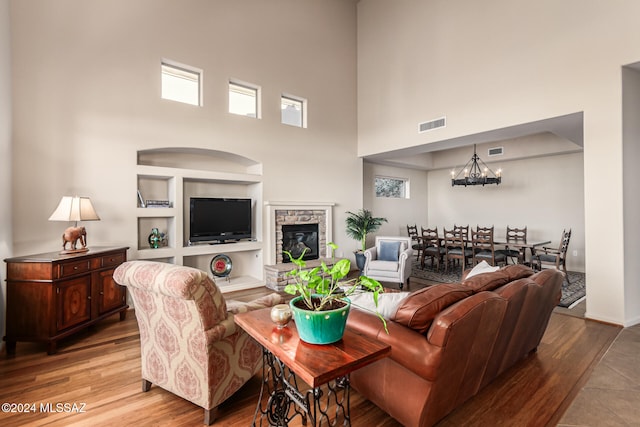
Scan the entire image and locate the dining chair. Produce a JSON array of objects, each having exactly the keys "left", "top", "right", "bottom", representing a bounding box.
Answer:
[
  {"left": 471, "top": 227, "right": 506, "bottom": 267},
  {"left": 420, "top": 227, "right": 445, "bottom": 270},
  {"left": 444, "top": 227, "right": 472, "bottom": 275},
  {"left": 473, "top": 225, "right": 494, "bottom": 255},
  {"left": 454, "top": 224, "right": 470, "bottom": 242},
  {"left": 532, "top": 229, "right": 572, "bottom": 282},
  {"left": 497, "top": 226, "right": 528, "bottom": 264},
  {"left": 407, "top": 224, "right": 423, "bottom": 261}
]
